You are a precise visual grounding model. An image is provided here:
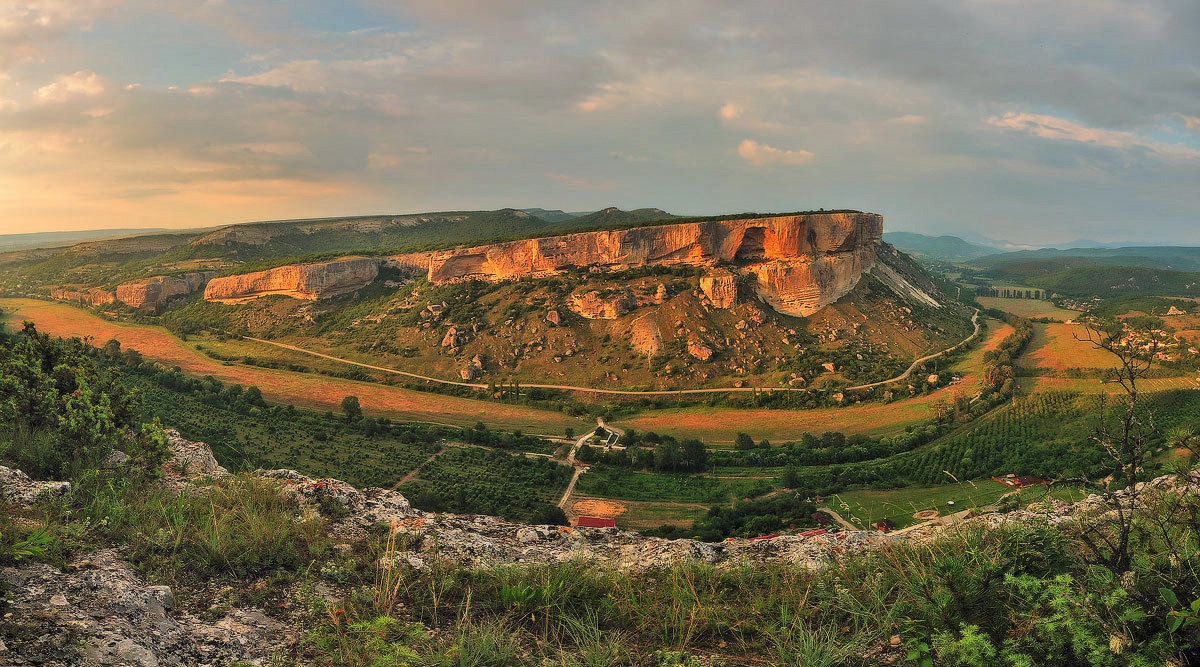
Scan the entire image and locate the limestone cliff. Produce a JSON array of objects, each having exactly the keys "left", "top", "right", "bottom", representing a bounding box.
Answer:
[
  {"left": 207, "top": 213, "right": 883, "bottom": 316},
  {"left": 386, "top": 212, "right": 883, "bottom": 316},
  {"left": 203, "top": 258, "right": 379, "bottom": 303},
  {"left": 115, "top": 272, "right": 215, "bottom": 310},
  {"left": 50, "top": 287, "right": 116, "bottom": 307}
]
